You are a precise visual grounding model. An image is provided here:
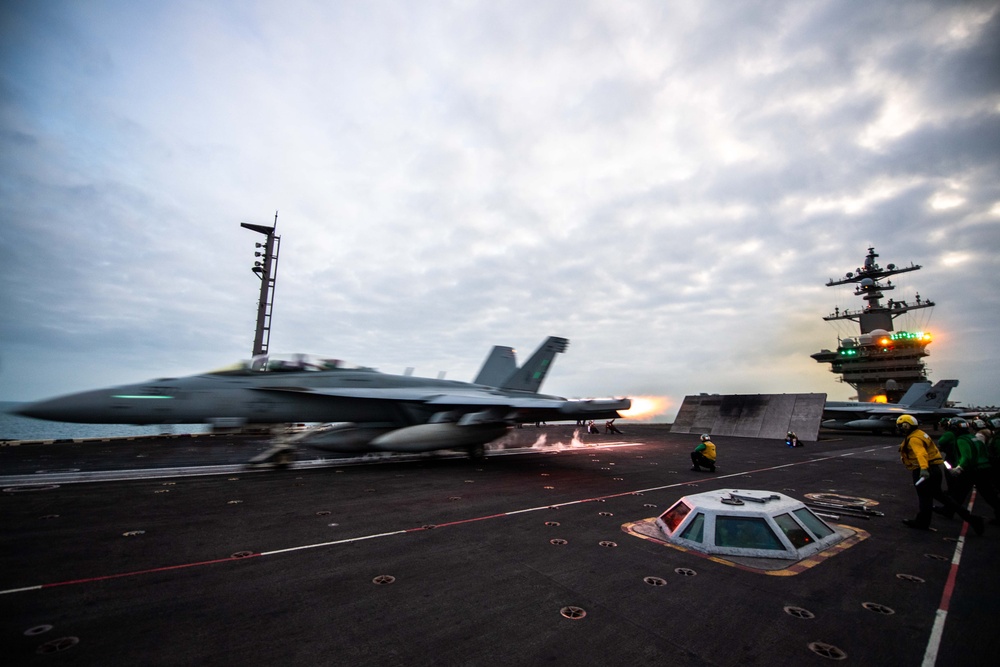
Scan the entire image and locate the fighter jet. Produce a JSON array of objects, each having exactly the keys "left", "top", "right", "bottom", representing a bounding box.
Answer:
[
  {"left": 15, "top": 336, "right": 630, "bottom": 460},
  {"left": 821, "top": 379, "right": 960, "bottom": 432}
]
